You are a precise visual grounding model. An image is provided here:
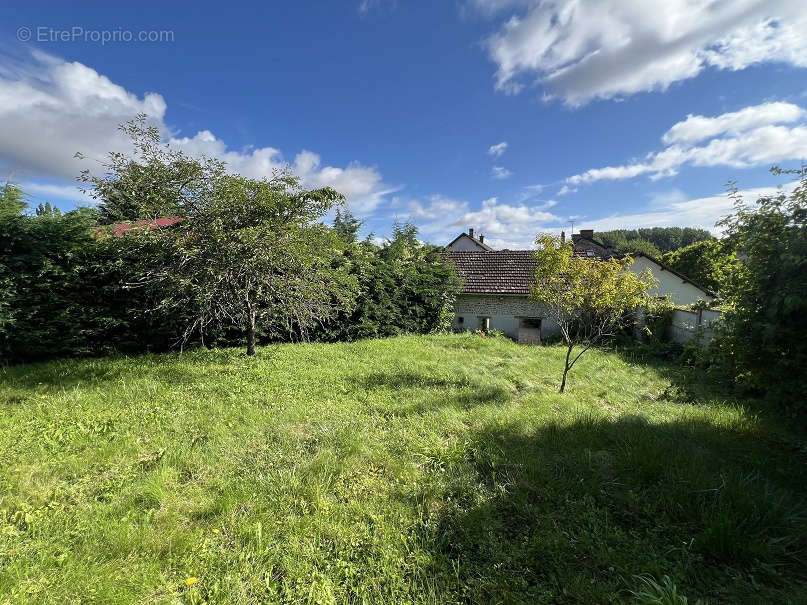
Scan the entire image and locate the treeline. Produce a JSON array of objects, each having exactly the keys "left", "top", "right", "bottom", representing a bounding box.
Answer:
[
  {"left": 0, "top": 189, "right": 459, "bottom": 363},
  {"left": 597, "top": 227, "right": 713, "bottom": 257},
  {"left": 0, "top": 117, "right": 461, "bottom": 363}
]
